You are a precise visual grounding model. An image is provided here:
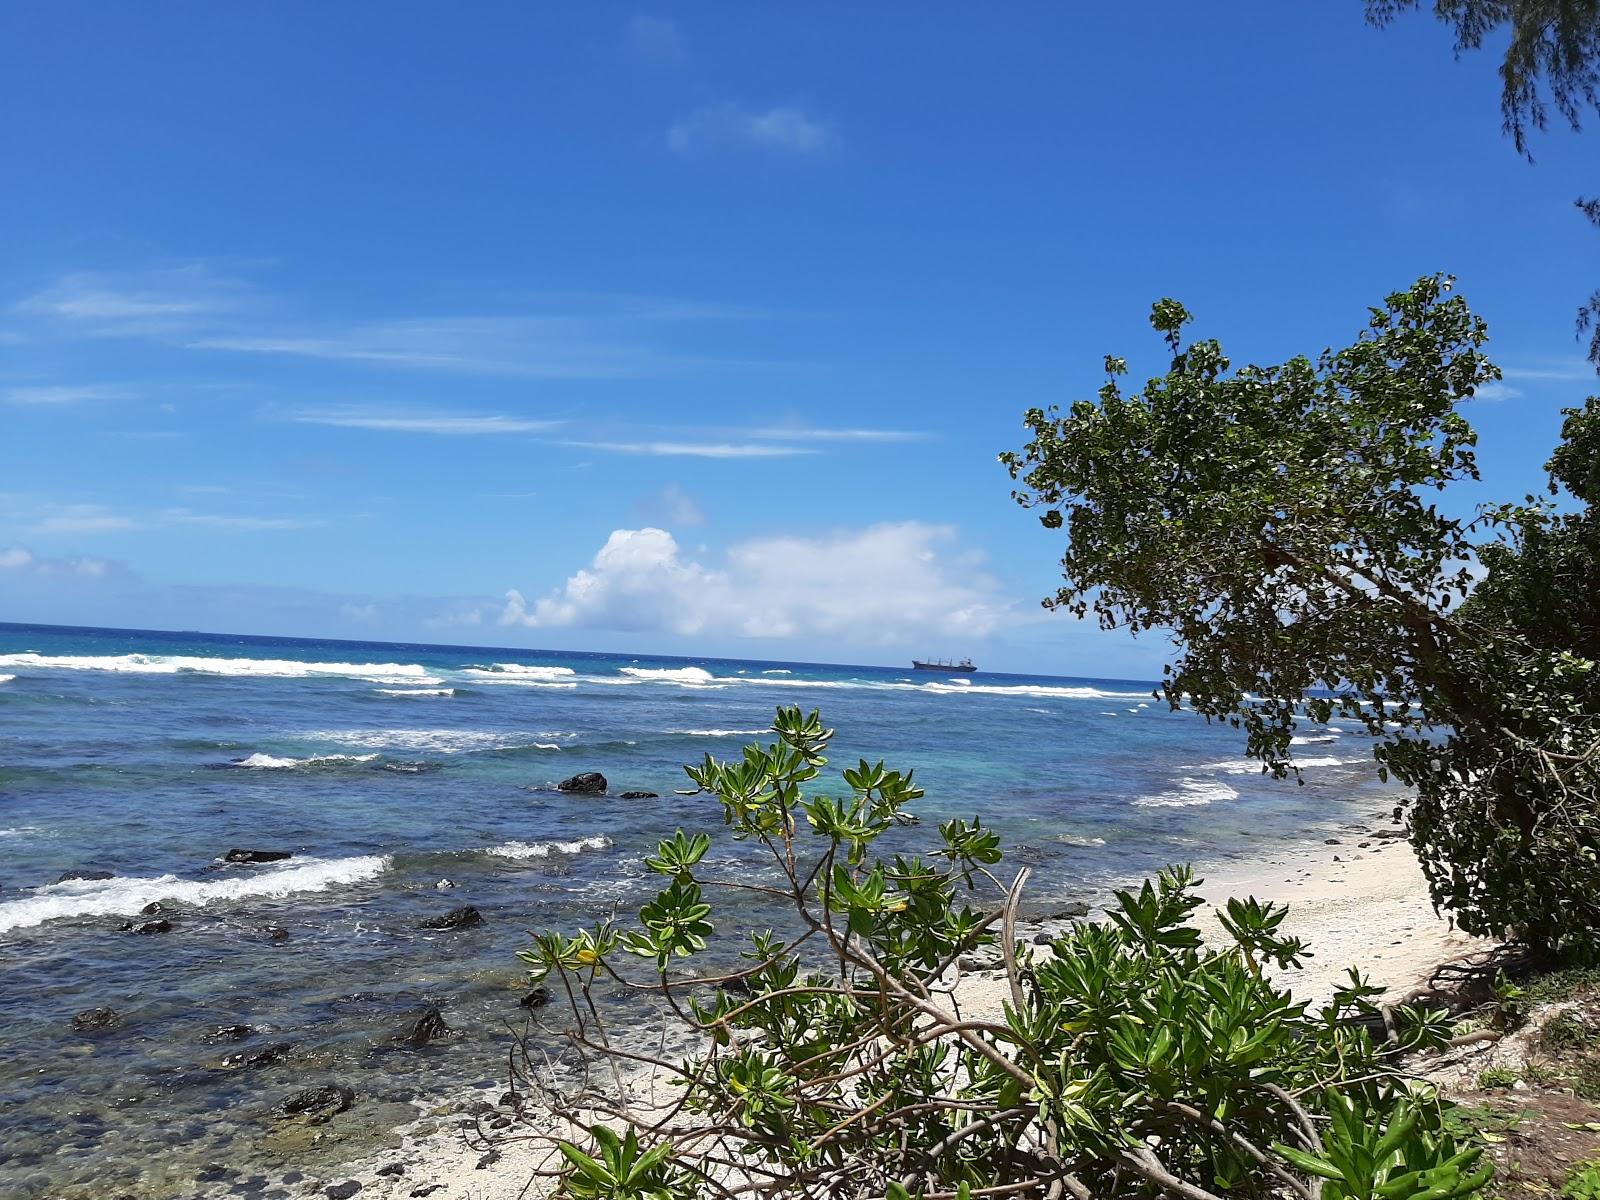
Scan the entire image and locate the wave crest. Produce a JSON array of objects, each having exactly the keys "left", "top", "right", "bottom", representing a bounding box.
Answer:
[{"left": 0, "top": 652, "right": 441, "bottom": 686}]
